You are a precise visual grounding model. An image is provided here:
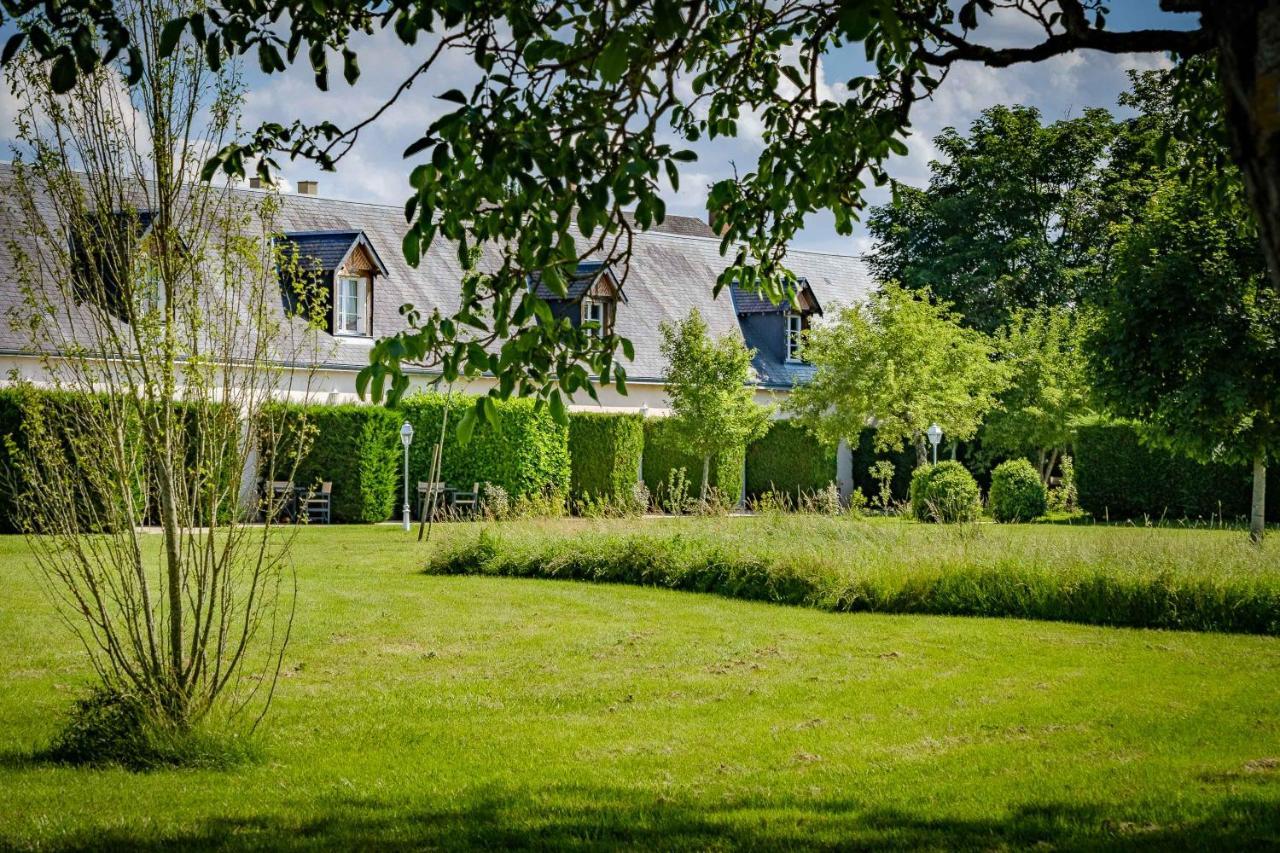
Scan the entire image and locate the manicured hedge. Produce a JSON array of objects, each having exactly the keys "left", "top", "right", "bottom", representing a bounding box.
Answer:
[
  {"left": 641, "top": 416, "right": 743, "bottom": 503},
  {"left": 744, "top": 420, "right": 836, "bottom": 499},
  {"left": 274, "top": 403, "right": 402, "bottom": 523},
  {"left": 567, "top": 412, "right": 644, "bottom": 503},
  {"left": 1075, "top": 421, "right": 1278, "bottom": 522},
  {"left": 401, "top": 393, "right": 570, "bottom": 502},
  {"left": 0, "top": 389, "right": 24, "bottom": 533},
  {"left": 909, "top": 461, "right": 982, "bottom": 523},
  {"left": 848, "top": 428, "right": 919, "bottom": 502},
  {"left": 989, "top": 458, "right": 1048, "bottom": 523}
]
